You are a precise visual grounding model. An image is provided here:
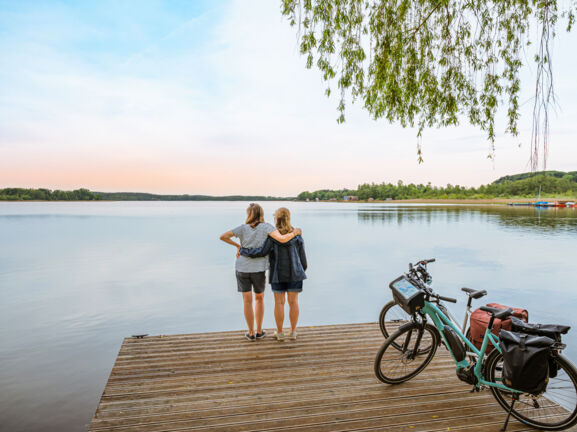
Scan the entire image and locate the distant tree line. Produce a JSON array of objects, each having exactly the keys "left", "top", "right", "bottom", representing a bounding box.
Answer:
[
  {"left": 492, "top": 171, "right": 577, "bottom": 184},
  {"left": 298, "top": 172, "right": 577, "bottom": 201},
  {"left": 0, "top": 188, "right": 101, "bottom": 201},
  {"left": 98, "top": 192, "right": 291, "bottom": 201},
  {"left": 0, "top": 189, "right": 293, "bottom": 201}
]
